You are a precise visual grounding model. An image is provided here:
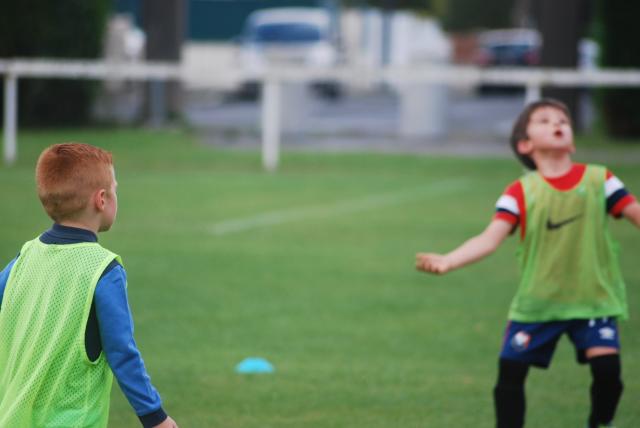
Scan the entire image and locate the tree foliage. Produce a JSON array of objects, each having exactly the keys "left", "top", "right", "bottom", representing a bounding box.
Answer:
[
  {"left": 596, "top": 0, "right": 640, "bottom": 138},
  {"left": 341, "top": 0, "right": 433, "bottom": 12},
  {"left": 442, "top": 0, "right": 514, "bottom": 31},
  {"left": 0, "top": 0, "right": 110, "bottom": 126}
]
